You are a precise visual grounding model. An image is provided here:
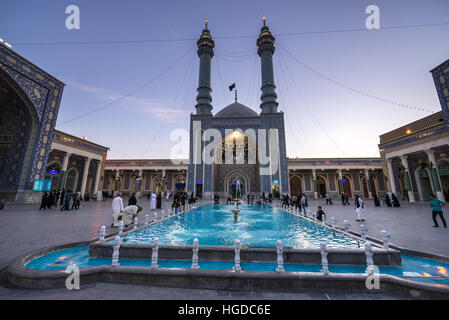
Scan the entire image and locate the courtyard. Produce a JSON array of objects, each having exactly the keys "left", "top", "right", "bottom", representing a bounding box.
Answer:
[{"left": 0, "top": 197, "right": 447, "bottom": 299}]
